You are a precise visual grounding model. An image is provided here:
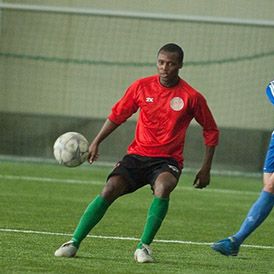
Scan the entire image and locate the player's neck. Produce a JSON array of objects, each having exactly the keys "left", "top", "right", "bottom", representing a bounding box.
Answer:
[{"left": 159, "top": 76, "right": 180, "bottom": 88}]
